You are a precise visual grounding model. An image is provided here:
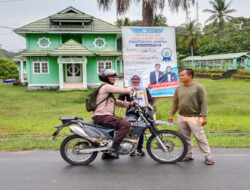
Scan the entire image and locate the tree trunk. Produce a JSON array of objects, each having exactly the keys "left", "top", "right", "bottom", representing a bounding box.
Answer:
[
  {"left": 191, "top": 45, "right": 194, "bottom": 57},
  {"left": 142, "top": 0, "right": 154, "bottom": 26}
]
